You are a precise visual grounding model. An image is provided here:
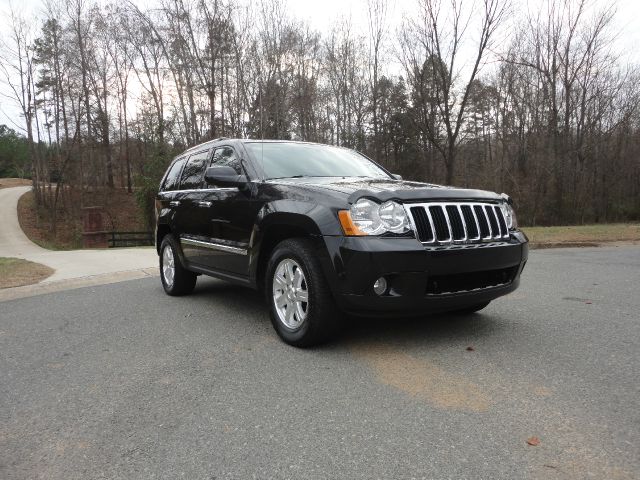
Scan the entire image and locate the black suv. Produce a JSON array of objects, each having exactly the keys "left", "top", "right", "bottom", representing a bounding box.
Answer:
[{"left": 156, "top": 139, "right": 528, "bottom": 346}]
